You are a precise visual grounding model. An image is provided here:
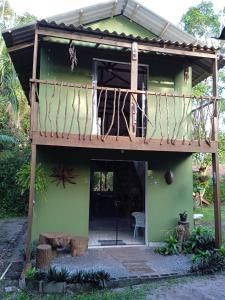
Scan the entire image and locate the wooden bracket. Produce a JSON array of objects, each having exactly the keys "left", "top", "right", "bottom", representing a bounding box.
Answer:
[
  {"left": 111, "top": 0, "right": 117, "bottom": 18},
  {"left": 79, "top": 9, "right": 84, "bottom": 25}
]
